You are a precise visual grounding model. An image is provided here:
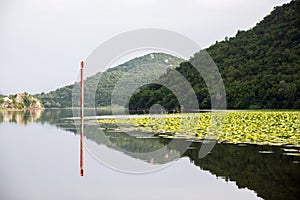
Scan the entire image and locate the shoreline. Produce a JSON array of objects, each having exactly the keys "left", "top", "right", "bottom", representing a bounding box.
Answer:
[{"left": 0, "top": 107, "right": 45, "bottom": 111}]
